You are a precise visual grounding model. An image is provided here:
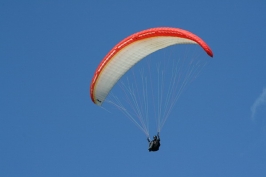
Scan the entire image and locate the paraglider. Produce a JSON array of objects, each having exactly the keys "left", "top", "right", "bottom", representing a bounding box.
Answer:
[
  {"left": 147, "top": 132, "right": 160, "bottom": 152},
  {"left": 90, "top": 27, "right": 213, "bottom": 151},
  {"left": 90, "top": 27, "right": 213, "bottom": 105}
]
